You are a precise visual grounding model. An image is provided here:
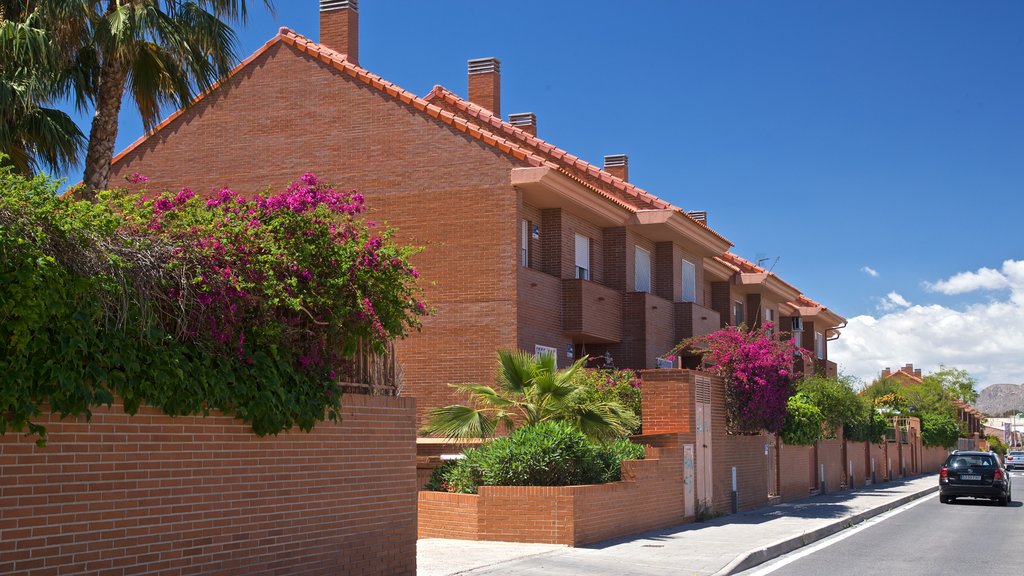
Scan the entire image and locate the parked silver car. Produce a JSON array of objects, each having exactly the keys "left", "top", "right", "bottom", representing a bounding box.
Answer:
[{"left": 1005, "top": 450, "right": 1024, "bottom": 471}]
